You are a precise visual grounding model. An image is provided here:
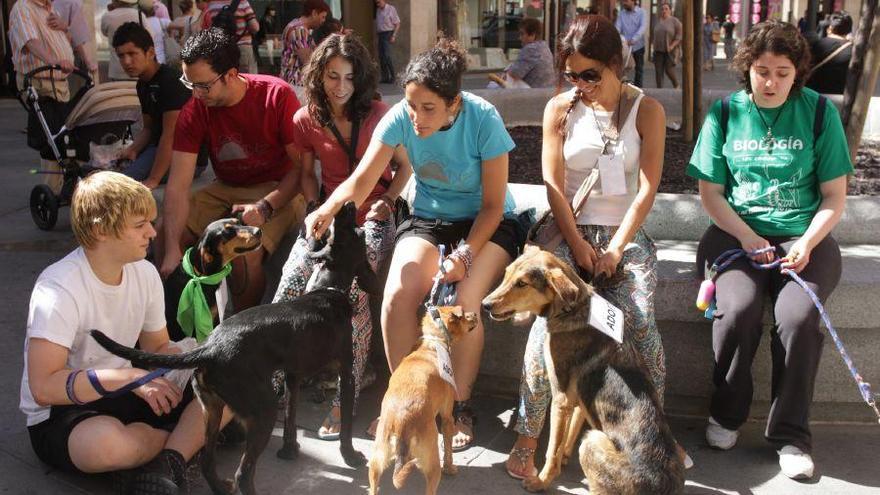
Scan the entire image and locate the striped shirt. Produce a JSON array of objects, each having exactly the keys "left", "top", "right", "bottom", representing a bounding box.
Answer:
[
  {"left": 279, "top": 17, "right": 313, "bottom": 86},
  {"left": 9, "top": 0, "right": 74, "bottom": 79},
  {"left": 203, "top": 0, "right": 256, "bottom": 45}
]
